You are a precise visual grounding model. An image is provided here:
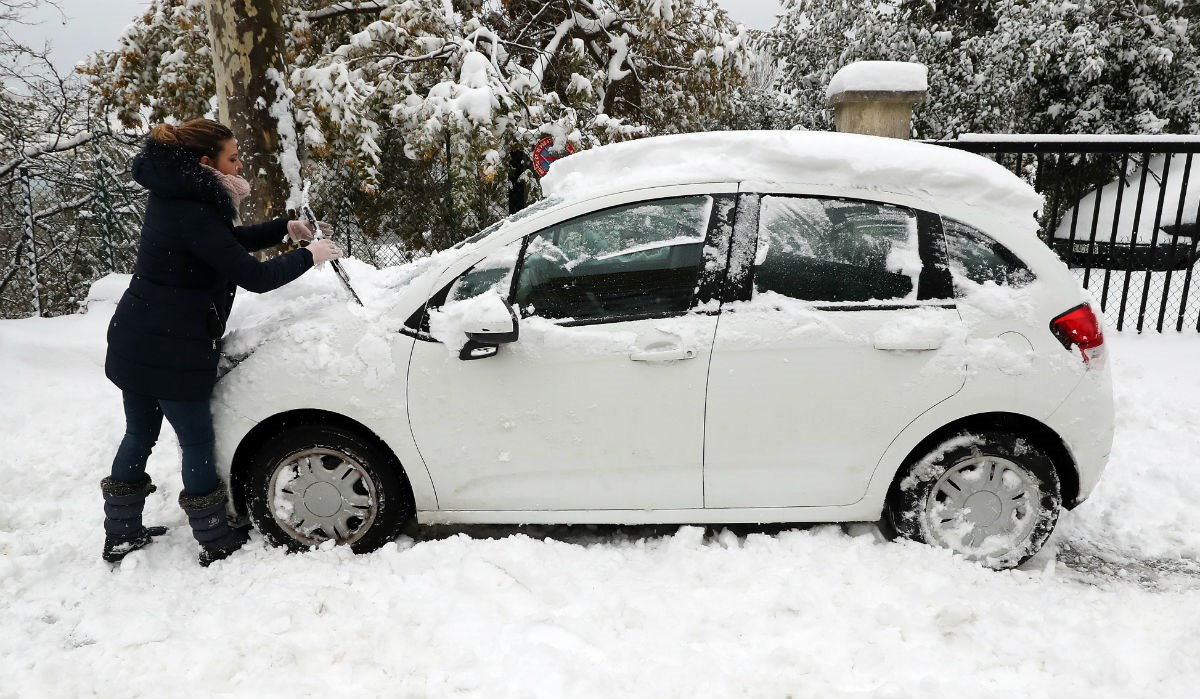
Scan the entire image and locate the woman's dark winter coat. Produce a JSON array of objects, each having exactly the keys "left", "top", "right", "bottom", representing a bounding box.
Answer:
[{"left": 105, "top": 138, "right": 313, "bottom": 401}]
